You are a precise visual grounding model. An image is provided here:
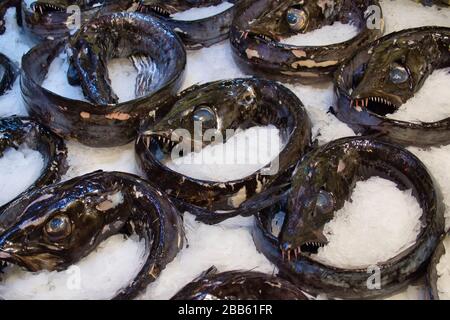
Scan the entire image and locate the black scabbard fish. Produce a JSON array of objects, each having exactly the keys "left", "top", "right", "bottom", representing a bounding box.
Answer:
[
  {"left": 137, "top": 0, "right": 237, "bottom": 49},
  {"left": 0, "top": 116, "right": 67, "bottom": 213},
  {"left": 253, "top": 137, "right": 445, "bottom": 299},
  {"left": 171, "top": 266, "right": 309, "bottom": 300},
  {"left": 0, "top": 171, "right": 184, "bottom": 300},
  {"left": 334, "top": 27, "right": 450, "bottom": 147},
  {"left": 20, "top": 0, "right": 138, "bottom": 40},
  {"left": 135, "top": 78, "right": 312, "bottom": 224},
  {"left": 20, "top": 12, "right": 186, "bottom": 147},
  {"left": 0, "top": 52, "right": 18, "bottom": 96},
  {"left": 427, "top": 232, "right": 449, "bottom": 300},
  {"left": 230, "top": 0, "right": 384, "bottom": 83}
]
